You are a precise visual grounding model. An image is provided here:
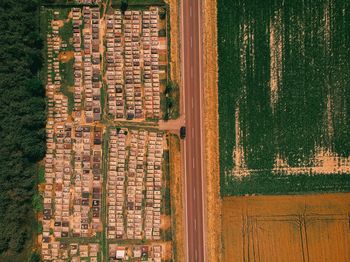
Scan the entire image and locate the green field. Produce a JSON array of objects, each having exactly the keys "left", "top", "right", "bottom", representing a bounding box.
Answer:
[{"left": 218, "top": 0, "right": 350, "bottom": 195}]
